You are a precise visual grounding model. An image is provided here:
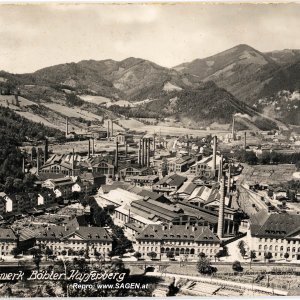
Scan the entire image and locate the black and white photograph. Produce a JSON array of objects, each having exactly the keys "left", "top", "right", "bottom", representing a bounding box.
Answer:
[{"left": 0, "top": 2, "right": 300, "bottom": 297}]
